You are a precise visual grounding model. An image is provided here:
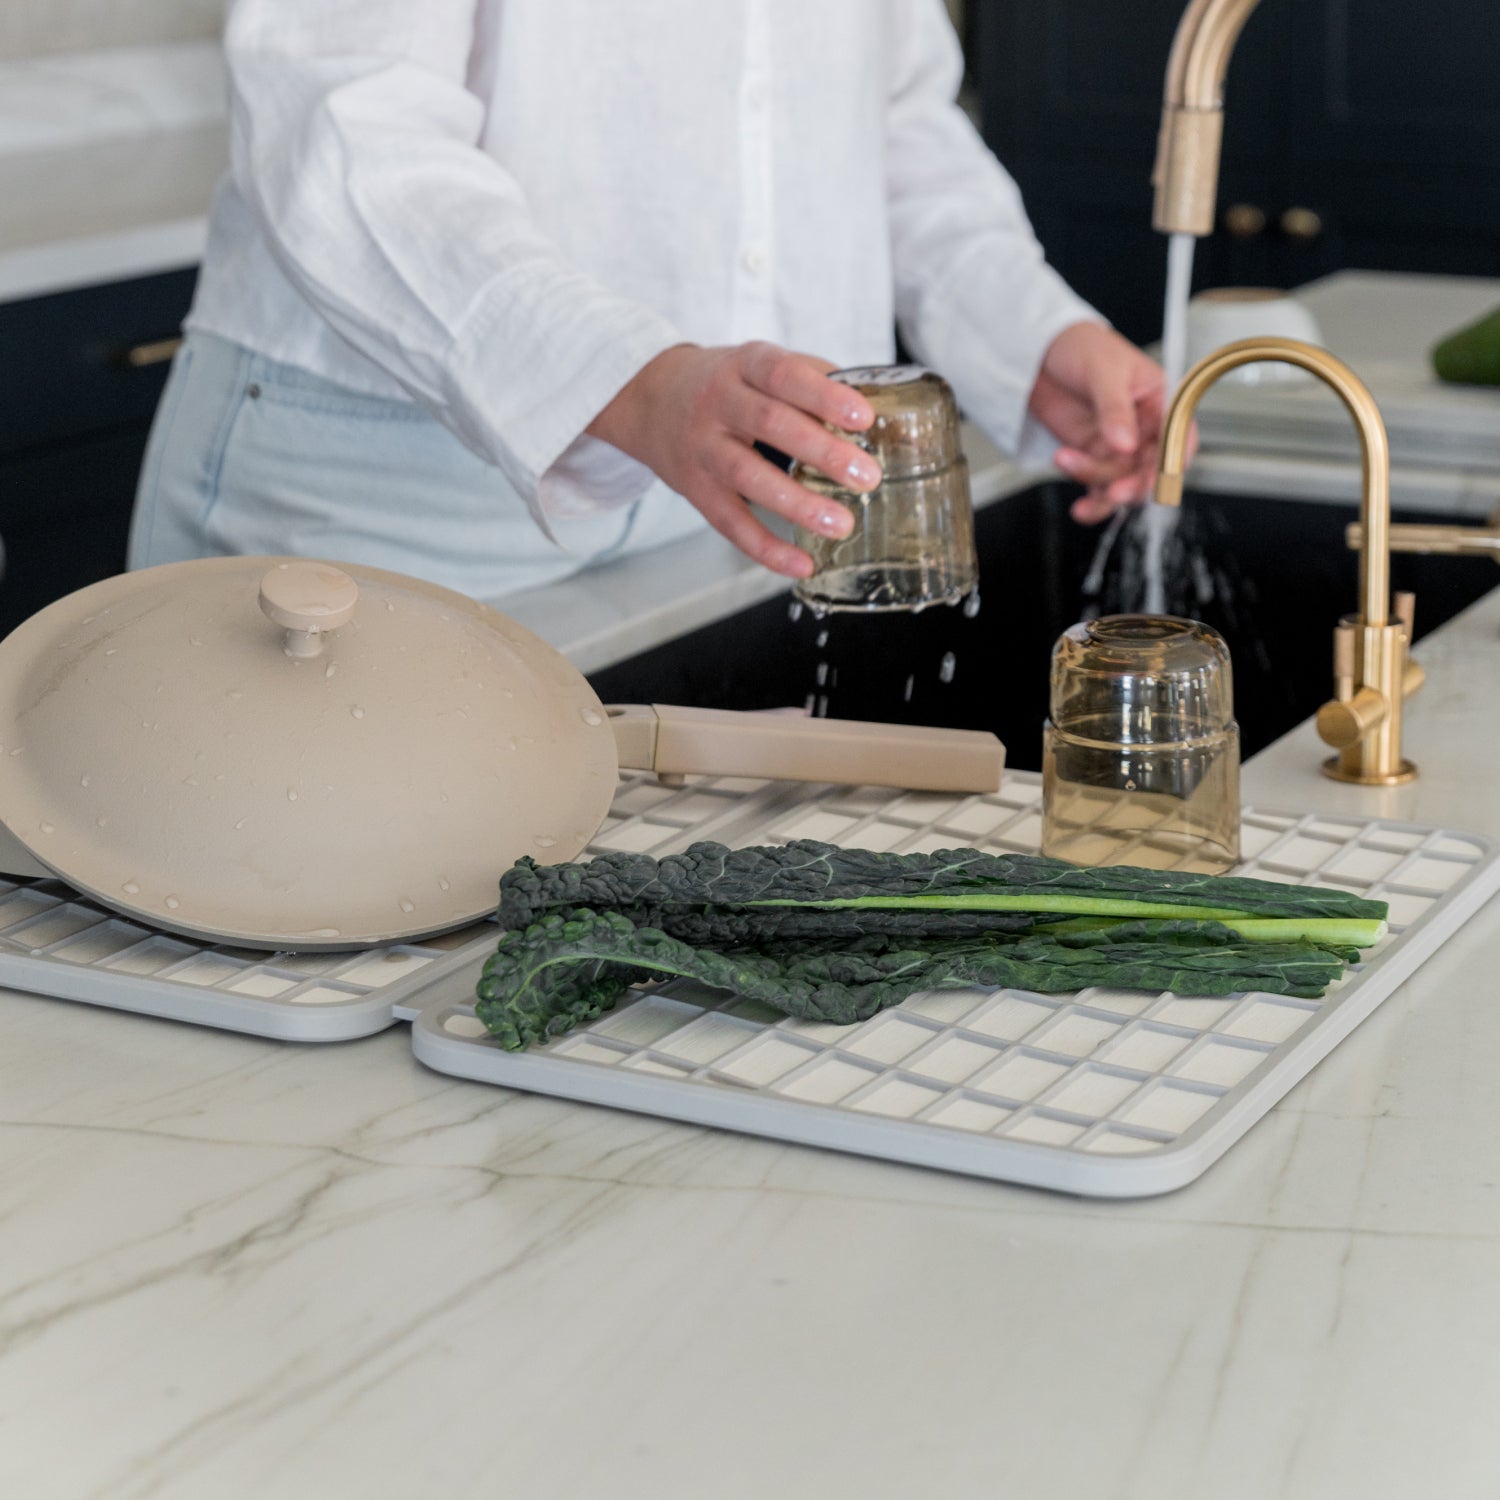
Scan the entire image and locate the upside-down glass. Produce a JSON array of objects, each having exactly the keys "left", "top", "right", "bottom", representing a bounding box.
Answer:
[
  {"left": 791, "top": 365, "right": 978, "bottom": 612},
  {"left": 1042, "top": 615, "right": 1241, "bottom": 872}
]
